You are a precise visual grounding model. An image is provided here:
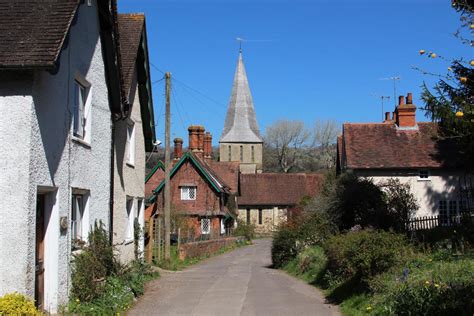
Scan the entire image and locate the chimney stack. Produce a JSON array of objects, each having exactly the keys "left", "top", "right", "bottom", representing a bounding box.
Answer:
[
  {"left": 197, "top": 126, "right": 205, "bottom": 153},
  {"left": 204, "top": 132, "right": 212, "bottom": 159},
  {"left": 188, "top": 125, "right": 199, "bottom": 152},
  {"left": 173, "top": 138, "right": 183, "bottom": 160},
  {"left": 395, "top": 92, "right": 417, "bottom": 128},
  {"left": 384, "top": 112, "right": 391, "bottom": 122}
]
